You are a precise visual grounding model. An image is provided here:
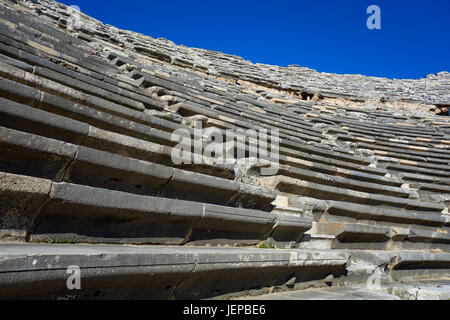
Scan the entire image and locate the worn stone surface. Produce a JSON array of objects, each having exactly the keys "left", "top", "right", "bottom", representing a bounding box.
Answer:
[
  {"left": 0, "top": 172, "right": 52, "bottom": 241},
  {"left": 0, "top": 0, "right": 449, "bottom": 299},
  {"left": 0, "top": 244, "right": 349, "bottom": 299}
]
